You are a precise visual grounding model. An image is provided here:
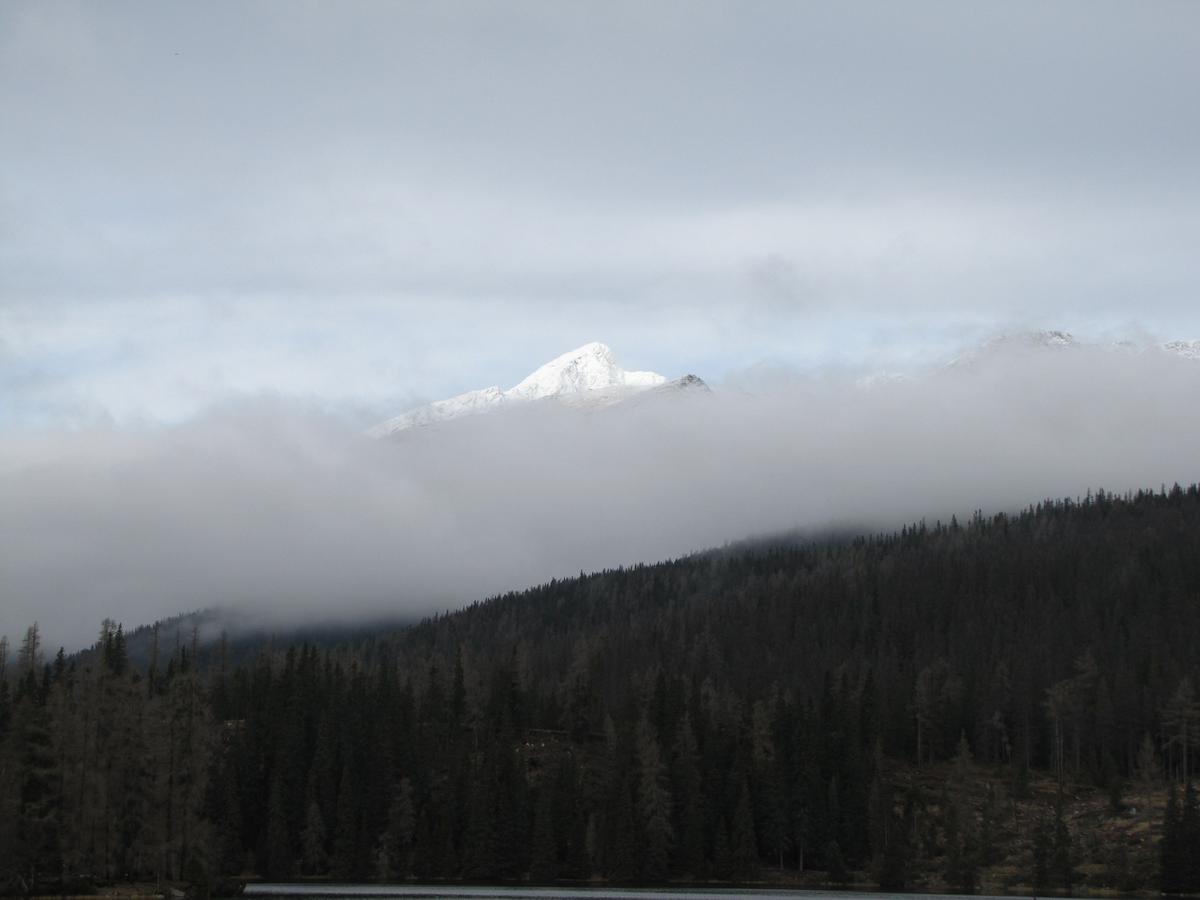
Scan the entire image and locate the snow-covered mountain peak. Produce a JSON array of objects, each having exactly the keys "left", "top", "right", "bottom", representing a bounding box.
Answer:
[
  {"left": 507, "top": 342, "right": 666, "bottom": 401},
  {"left": 370, "top": 343, "right": 674, "bottom": 436}
]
